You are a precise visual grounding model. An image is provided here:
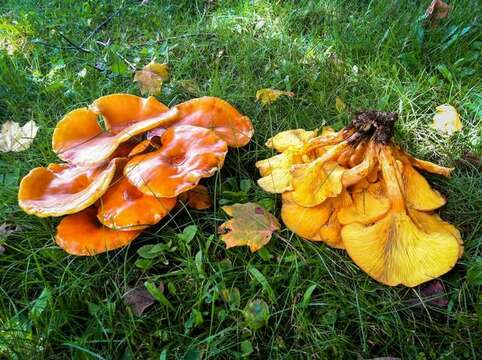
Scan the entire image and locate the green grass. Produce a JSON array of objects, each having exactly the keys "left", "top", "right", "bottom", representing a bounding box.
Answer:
[{"left": 1, "top": 0, "right": 481, "bottom": 358}]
